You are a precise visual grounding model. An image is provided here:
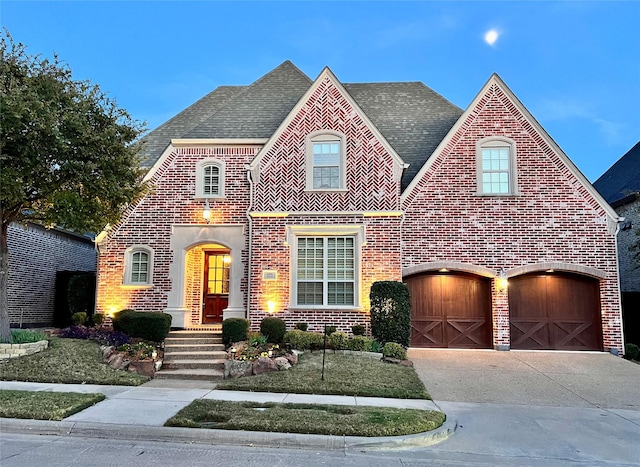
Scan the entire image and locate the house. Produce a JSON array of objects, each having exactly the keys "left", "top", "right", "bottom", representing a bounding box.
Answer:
[
  {"left": 96, "top": 61, "right": 624, "bottom": 353},
  {"left": 594, "top": 141, "right": 640, "bottom": 345},
  {"left": 8, "top": 222, "right": 96, "bottom": 327}
]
